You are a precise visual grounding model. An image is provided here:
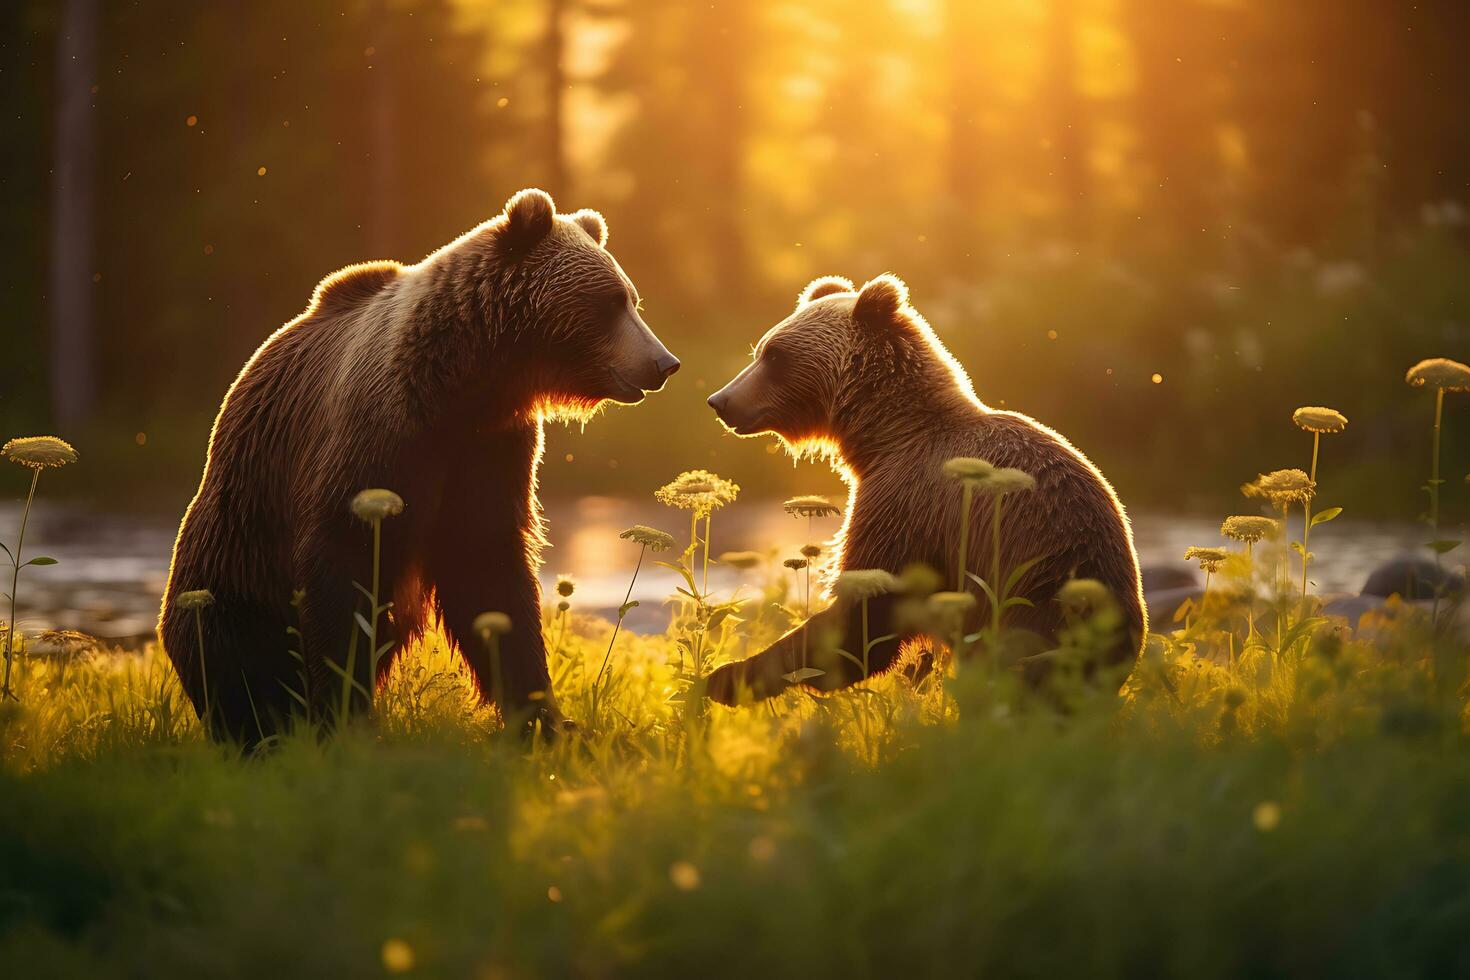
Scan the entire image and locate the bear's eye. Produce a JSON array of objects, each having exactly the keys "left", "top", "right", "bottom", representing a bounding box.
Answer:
[
  {"left": 762, "top": 345, "right": 786, "bottom": 368},
  {"left": 603, "top": 291, "right": 629, "bottom": 315}
]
